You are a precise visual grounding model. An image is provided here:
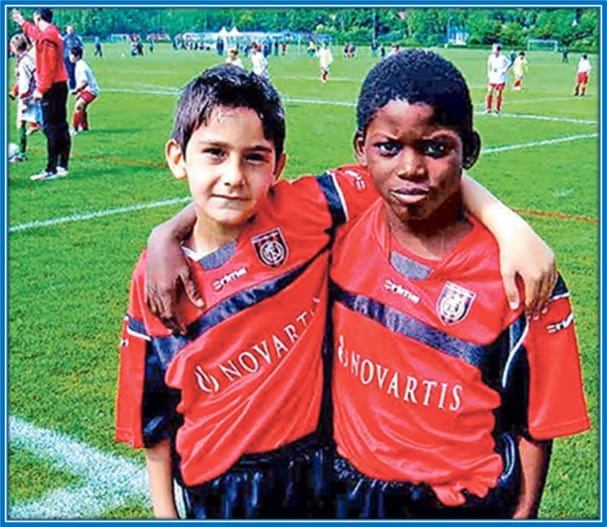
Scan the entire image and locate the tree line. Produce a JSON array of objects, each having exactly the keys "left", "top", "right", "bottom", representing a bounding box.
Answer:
[{"left": 12, "top": 7, "right": 598, "bottom": 52}]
